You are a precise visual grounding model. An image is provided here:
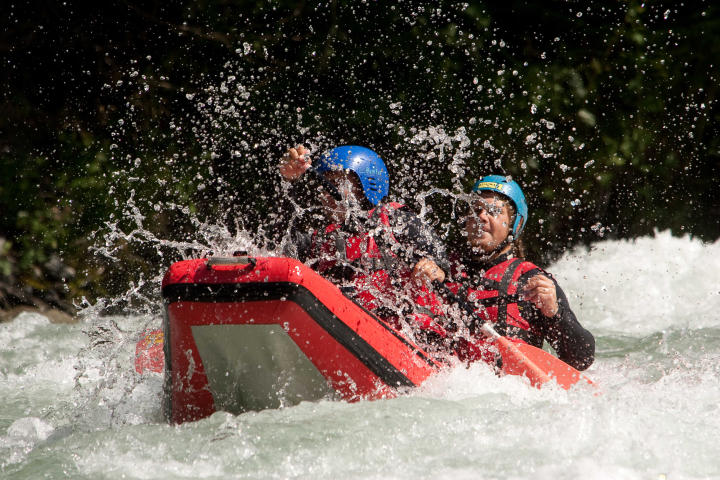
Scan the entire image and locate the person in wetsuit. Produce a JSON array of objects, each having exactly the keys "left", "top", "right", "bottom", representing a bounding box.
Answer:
[
  {"left": 414, "top": 175, "right": 595, "bottom": 371},
  {"left": 276, "top": 144, "right": 448, "bottom": 321}
]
